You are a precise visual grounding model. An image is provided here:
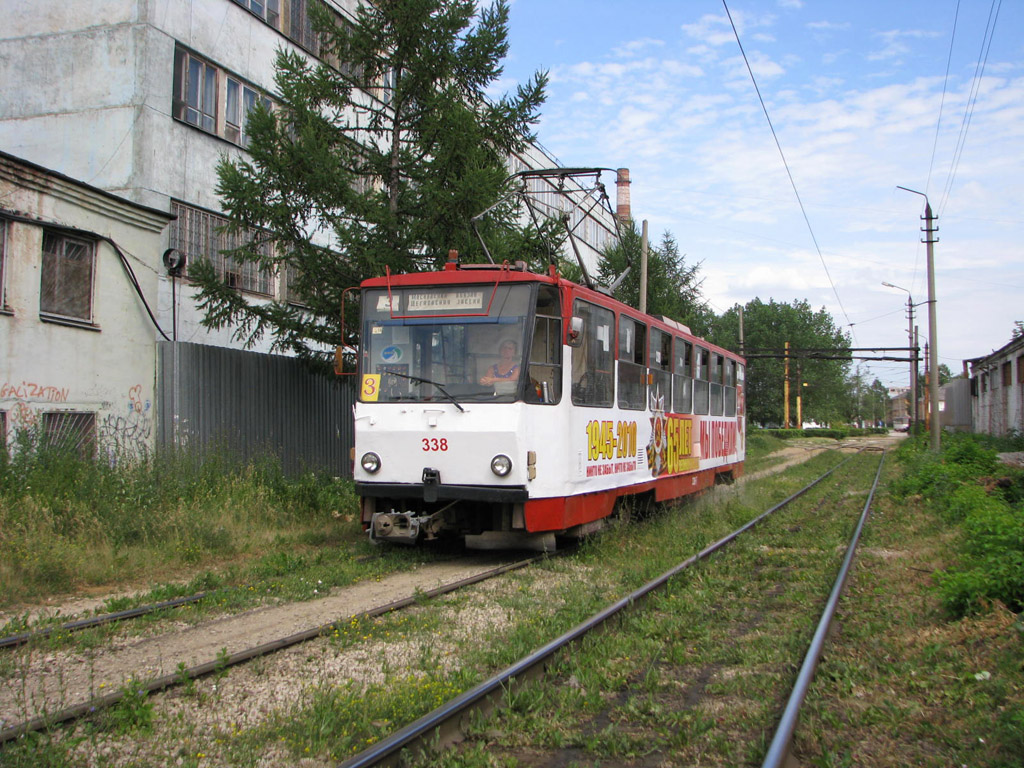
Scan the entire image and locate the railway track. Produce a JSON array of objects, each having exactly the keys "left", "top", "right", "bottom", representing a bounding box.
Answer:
[
  {"left": 0, "top": 554, "right": 552, "bottom": 744},
  {"left": 1, "top": 445, "right": 887, "bottom": 763},
  {"left": 0, "top": 593, "right": 213, "bottom": 651},
  {"left": 338, "top": 448, "right": 885, "bottom": 767}
]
